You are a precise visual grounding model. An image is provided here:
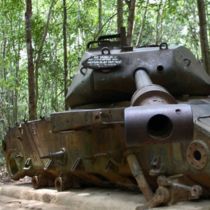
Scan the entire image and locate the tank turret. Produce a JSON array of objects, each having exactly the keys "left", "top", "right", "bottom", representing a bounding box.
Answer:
[{"left": 66, "top": 32, "right": 210, "bottom": 108}]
